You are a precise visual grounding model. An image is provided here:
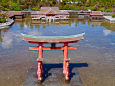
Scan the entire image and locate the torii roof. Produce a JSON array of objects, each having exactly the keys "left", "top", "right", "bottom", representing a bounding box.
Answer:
[{"left": 21, "top": 33, "right": 85, "bottom": 43}]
